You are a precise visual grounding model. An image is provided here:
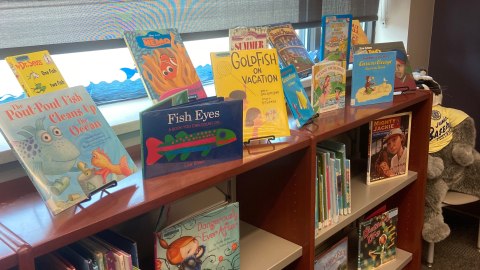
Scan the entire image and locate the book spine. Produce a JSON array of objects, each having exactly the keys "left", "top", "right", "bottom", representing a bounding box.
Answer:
[
  {"left": 347, "top": 159, "right": 352, "bottom": 214},
  {"left": 6, "top": 57, "right": 31, "bottom": 97},
  {"left": 320, "top": 16, "right": 326, "bottom": 61},
  {"left": 342, "top": 158, "right": 347, "bottom": 215},
  {"left": 315, "top": 167, "right": 319, "bottom": 232},
  {"left": 326, "top": 163, "right": 331, "bottom": 226},
  {"left": 358, "top": 223, "right": 362, "bottom": 270},
  {"left": 367, "top": 120, "right": 372, "bottom": 185}
]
